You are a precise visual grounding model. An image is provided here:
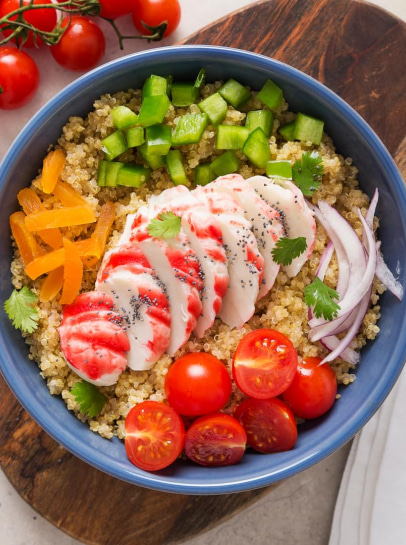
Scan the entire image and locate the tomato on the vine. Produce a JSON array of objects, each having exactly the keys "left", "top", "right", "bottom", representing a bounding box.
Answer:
[
  {"left": 232, "top": 328, "right": 298, "bottom": 399},
  {"left": 132, "top": 0, "right": 181, "bottom": 38},
  {"left": 0, "top": 46, "right": 39, "bottom": 109},
  {"left": 99, "top": 0, "right": 133, "bottom": 19},
  {"left": 0, "top": 0, "right": 57, "bottom": 47},
  {"left": 184, "top": 413, "right": 247, "bottom": 467},
  {"left": 164, "top": 352, "right": 232, "bottom": 416},
  {"left": 282, "top": 357, "right": 337, "bottom": 419},
  {"left": 234, "top": 397, "right": 297, "bottom": 453},
  {"left": 50, "top": 16, "right": 105, "bottom": 72},
  {"left": 125, "top": 401, "right": 185, "bottom": 471}
]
